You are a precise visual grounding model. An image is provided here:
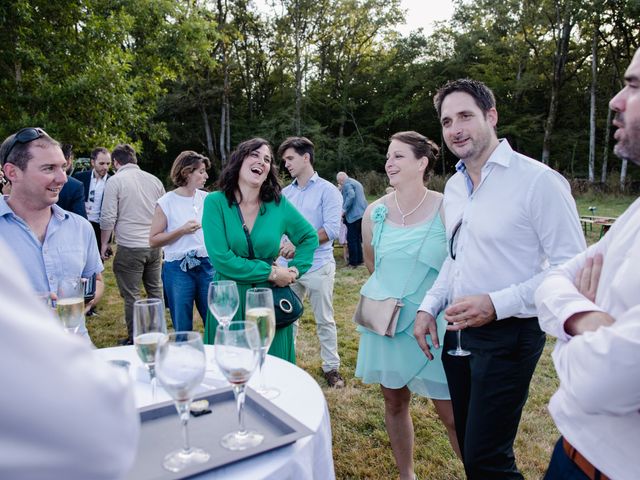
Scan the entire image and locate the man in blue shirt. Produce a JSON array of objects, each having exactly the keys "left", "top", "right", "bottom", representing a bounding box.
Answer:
[
  {"left": 279, "top": 137, "right": 345, "bottom": 388},
  {"left": 336, "top": 171, "right": 367, "bottom": 267},
  {"left": 0, "top": 128, "right": 104, "bottom": 338}
]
